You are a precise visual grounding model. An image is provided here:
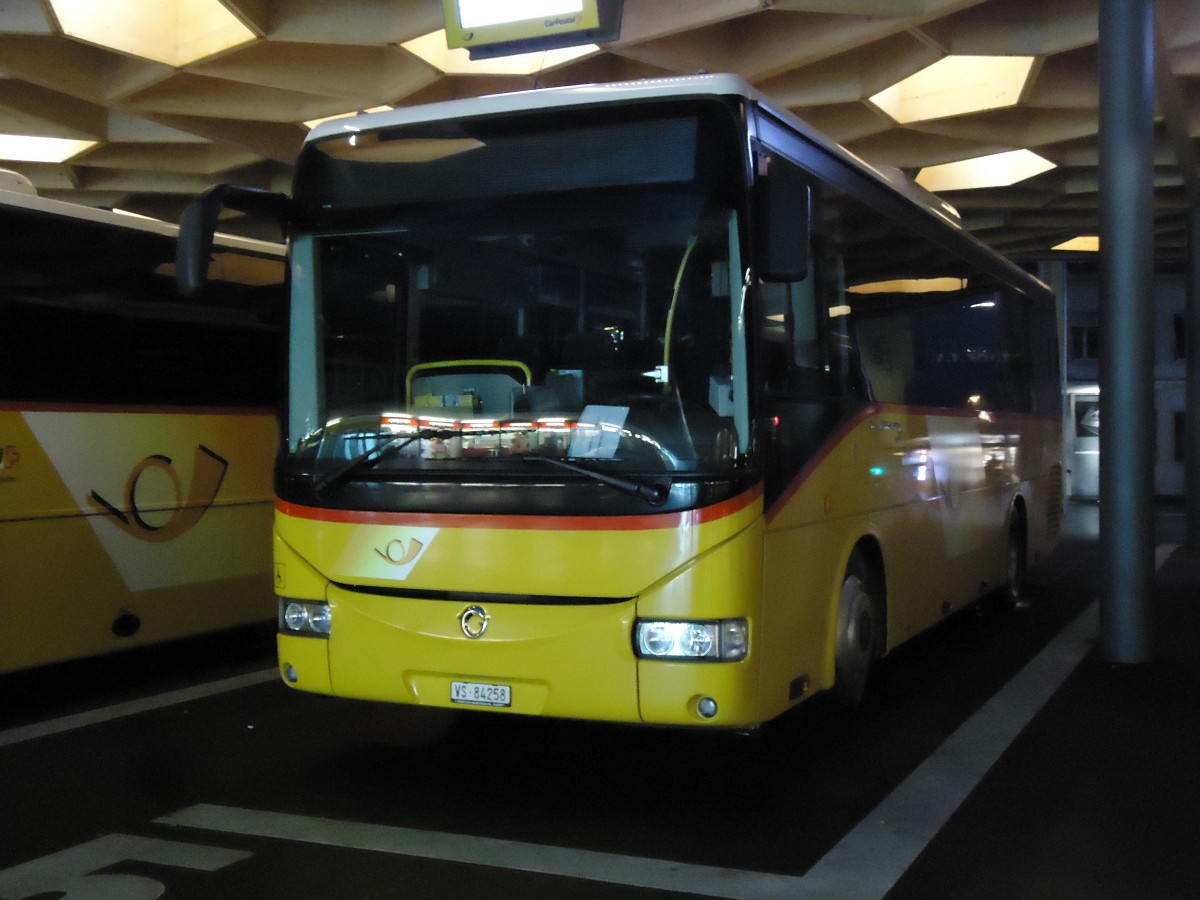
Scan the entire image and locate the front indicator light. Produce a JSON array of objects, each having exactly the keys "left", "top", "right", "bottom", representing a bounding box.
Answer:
[{"left": 634, "top": 619, "right": 748, "bottom": 661}]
